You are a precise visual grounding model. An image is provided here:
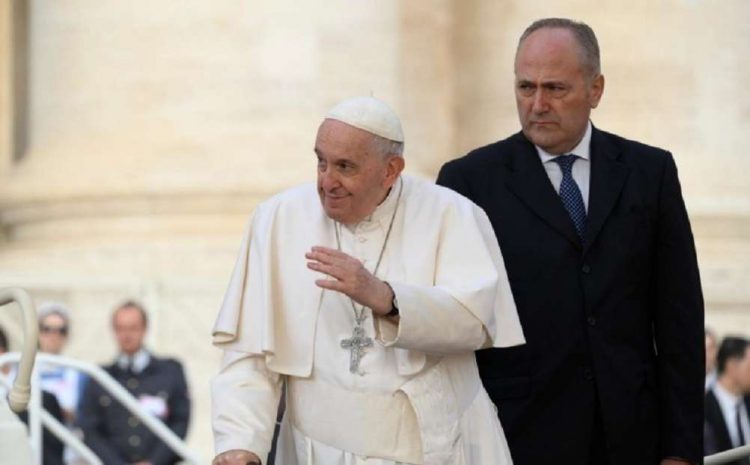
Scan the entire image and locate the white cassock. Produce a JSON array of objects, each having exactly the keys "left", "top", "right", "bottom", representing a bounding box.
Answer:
[{"left": 211, "top": 175, "right": 525, "bottom": 465}]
